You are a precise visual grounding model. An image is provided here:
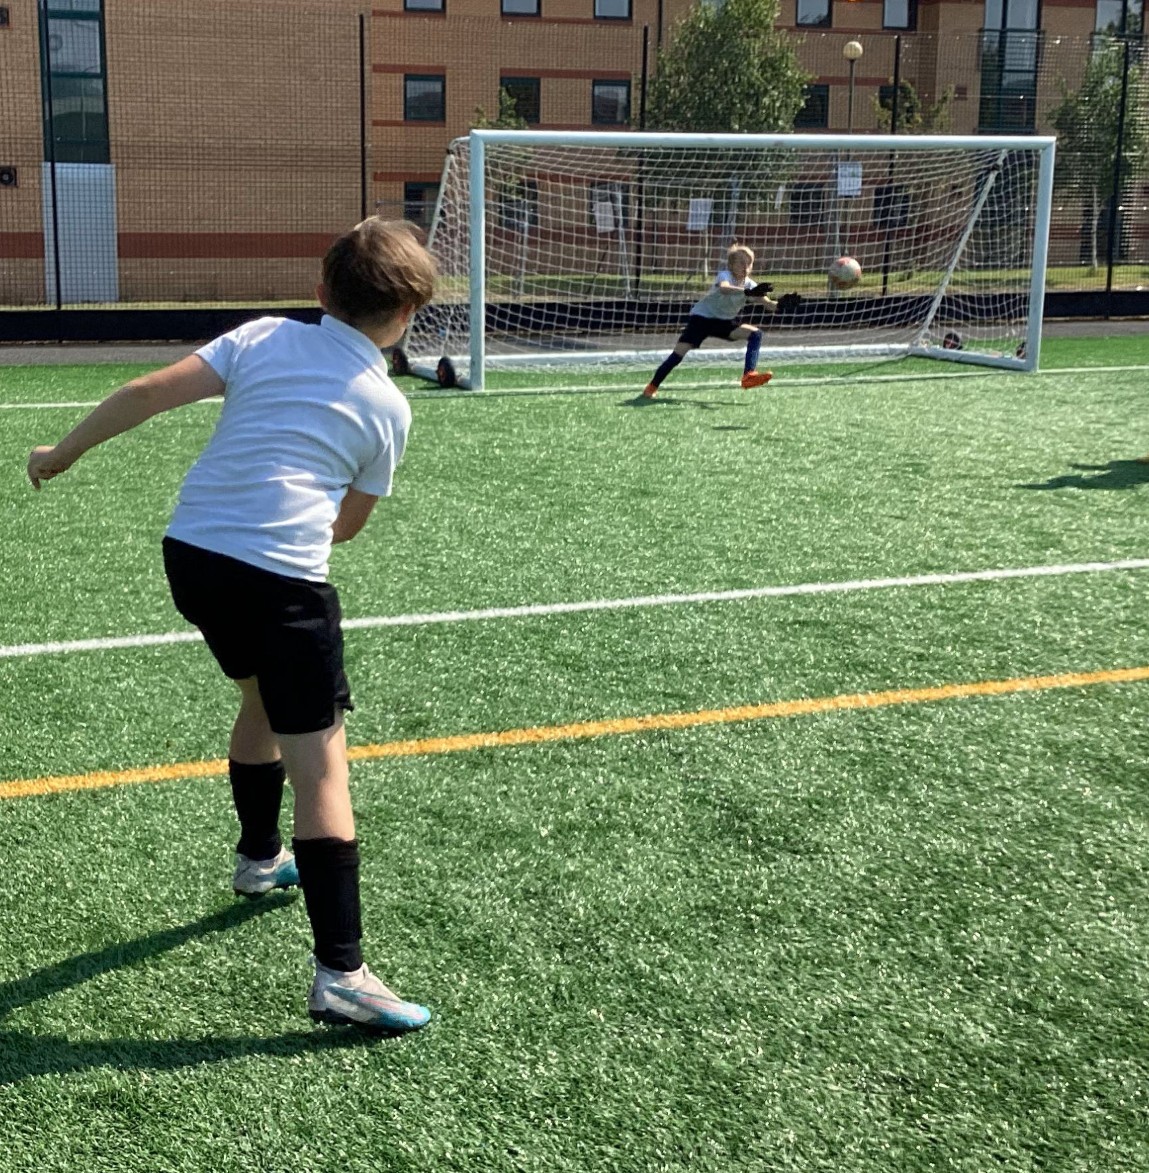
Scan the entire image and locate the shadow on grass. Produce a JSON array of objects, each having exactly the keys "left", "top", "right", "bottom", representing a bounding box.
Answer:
[
  {"left": 1016, "top": 459, "right": 1149, "bottom": 491},
  {"left": 0, "top": 894, "right": 385, "bottom": 1084},
  {"left": 619, "top": 394, "right": 747, "bottom": 411},
  {"left": 0, "top": 1024, "right": 375, "bottom": 1086}
]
